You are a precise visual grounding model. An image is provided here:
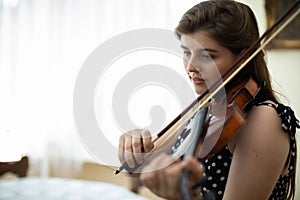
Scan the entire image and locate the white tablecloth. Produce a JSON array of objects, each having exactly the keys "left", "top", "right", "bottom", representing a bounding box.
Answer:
[{"left": 0, "top": 177, "right": 147, "bottom": 200}]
